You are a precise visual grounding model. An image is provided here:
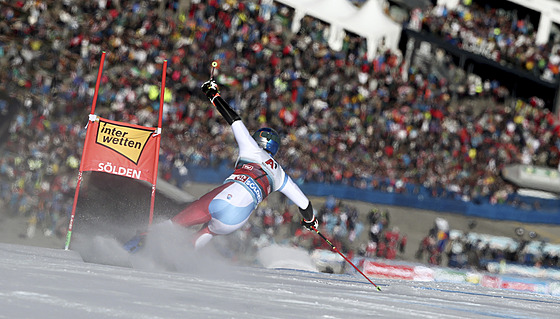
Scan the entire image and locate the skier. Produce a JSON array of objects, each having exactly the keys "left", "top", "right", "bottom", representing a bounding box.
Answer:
[{"left": 124, "top": 79, "right": 318, "bottom": 252}]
